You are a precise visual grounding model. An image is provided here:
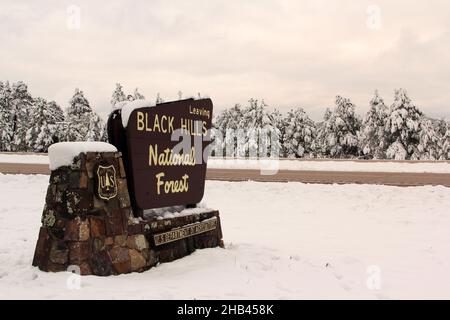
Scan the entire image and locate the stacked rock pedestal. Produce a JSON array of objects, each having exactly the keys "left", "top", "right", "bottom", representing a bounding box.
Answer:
[{"left": 32, "top": 150, "right": 223, "bottom": 276}]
